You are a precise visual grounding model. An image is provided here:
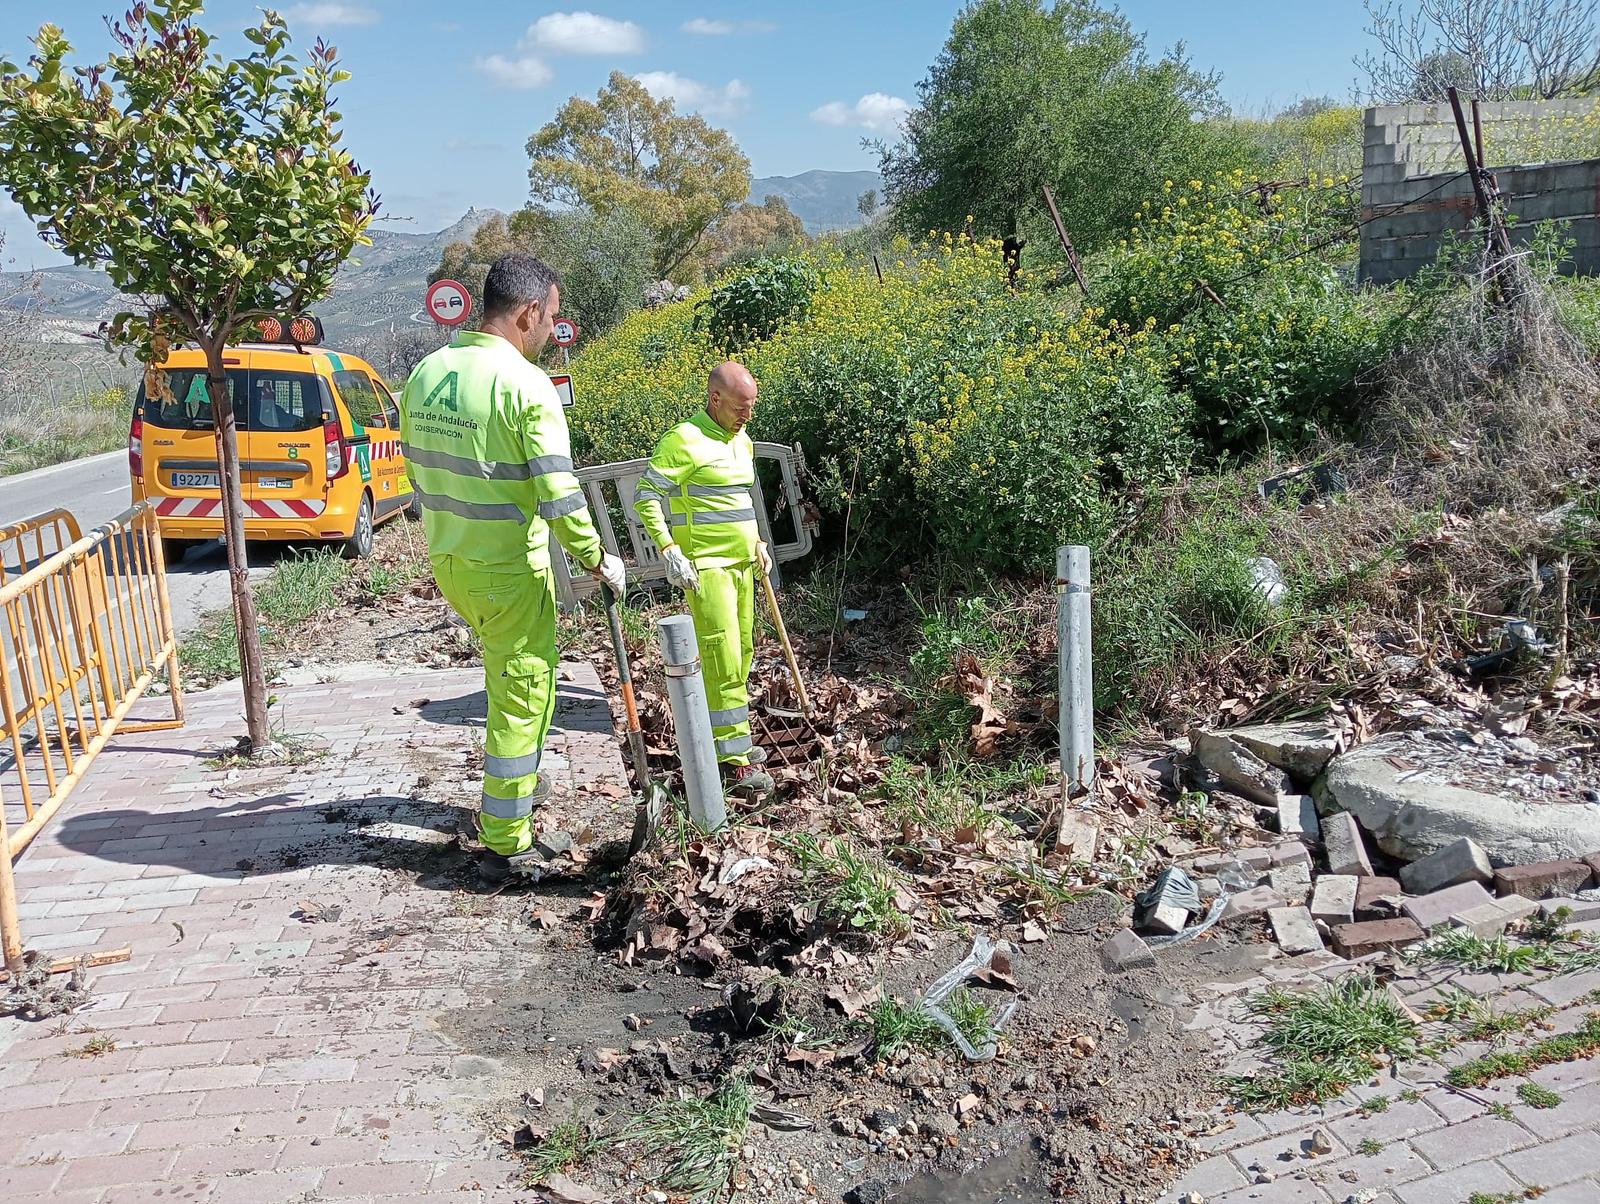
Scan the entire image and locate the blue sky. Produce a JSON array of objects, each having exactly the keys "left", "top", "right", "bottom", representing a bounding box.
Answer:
[{"left": 0, "top": 0, "right": 1371, "bottom": 268}]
